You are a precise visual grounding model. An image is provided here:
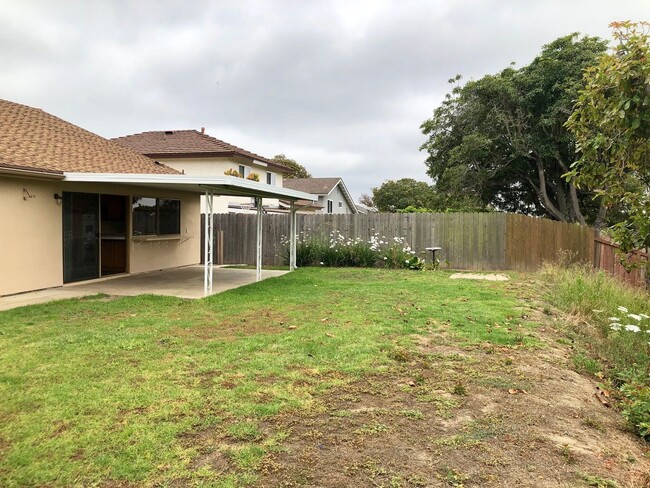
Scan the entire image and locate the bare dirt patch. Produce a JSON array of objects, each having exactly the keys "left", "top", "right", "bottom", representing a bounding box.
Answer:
[{"left": 254, "top": 327, "right": 650, "bottom": 487}]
